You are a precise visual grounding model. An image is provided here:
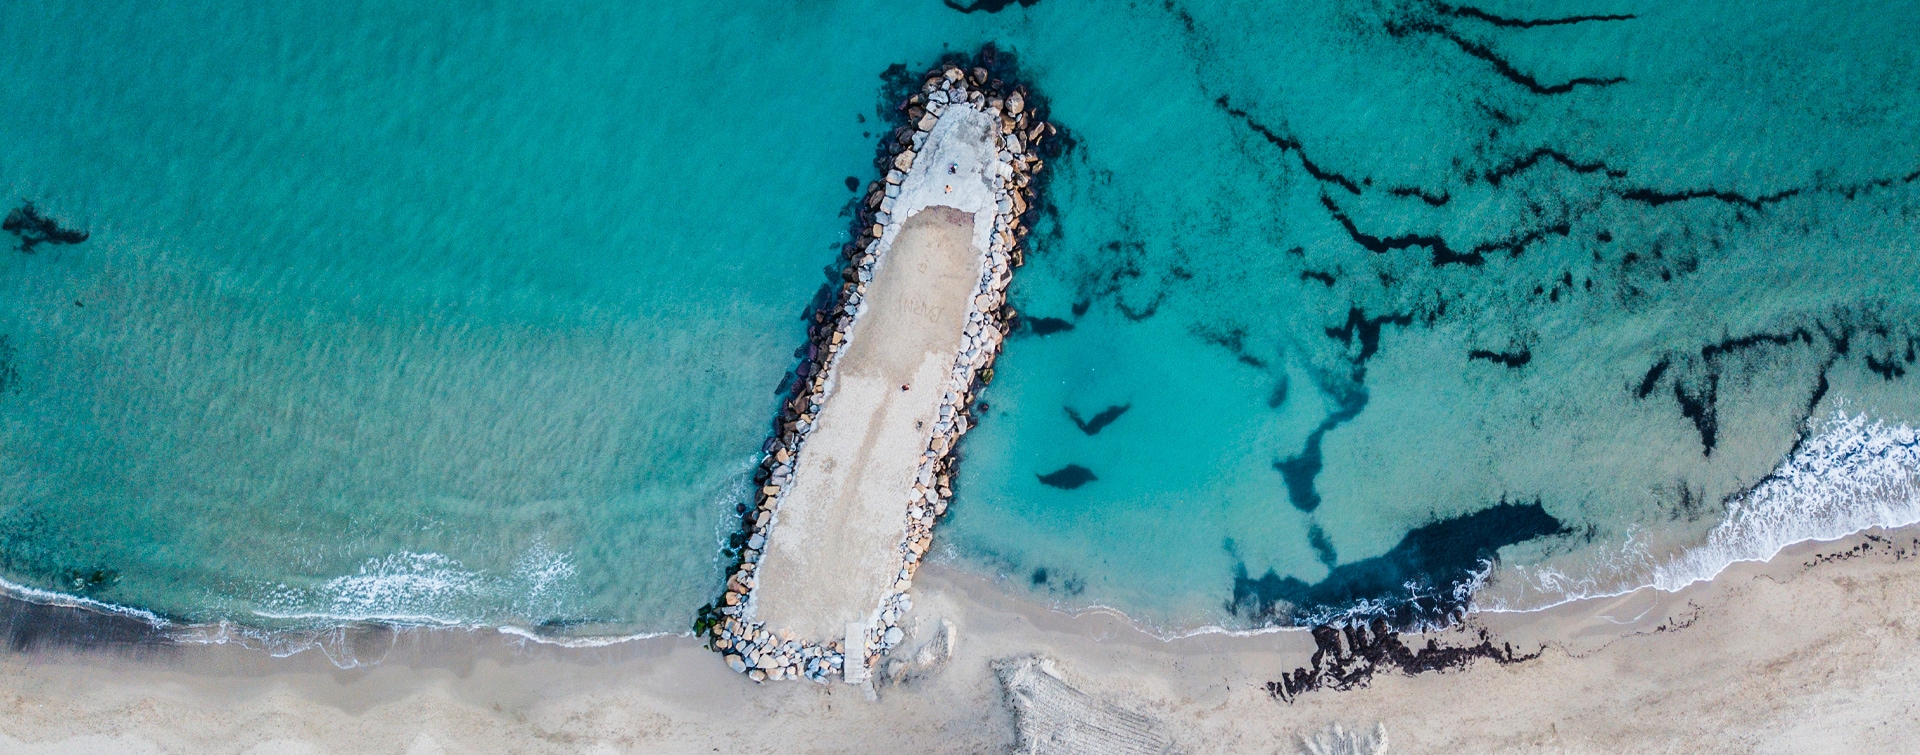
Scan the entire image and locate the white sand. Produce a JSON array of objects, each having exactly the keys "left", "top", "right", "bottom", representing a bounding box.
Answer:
[{"left": 4, "top": 525, "right": 1920, "bottom": 753}]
